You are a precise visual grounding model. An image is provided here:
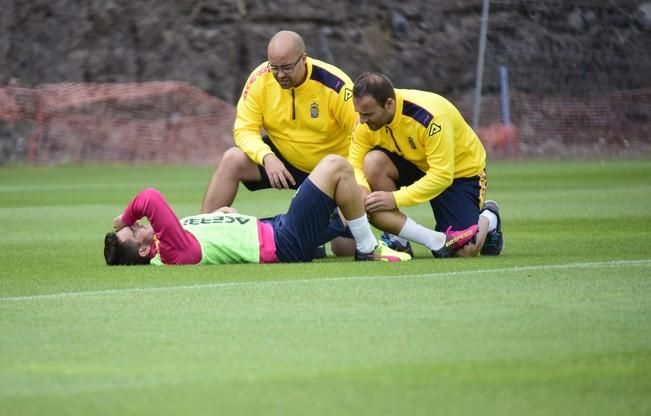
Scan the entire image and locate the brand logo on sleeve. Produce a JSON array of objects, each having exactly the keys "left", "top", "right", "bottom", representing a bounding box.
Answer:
[
  {"left": 428, "top": 122, "right": 441, "bottom": 136},
  {"left": 344, "top": 88, "right": 353, "bottom": 101},
  {"left": 242, "top": 65, "right": 270, "bottom": 101}
]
